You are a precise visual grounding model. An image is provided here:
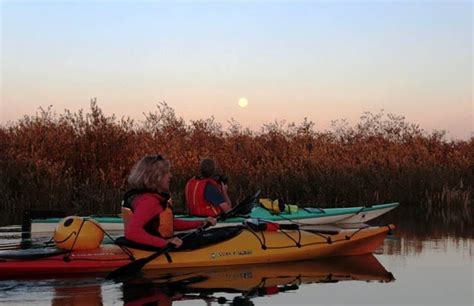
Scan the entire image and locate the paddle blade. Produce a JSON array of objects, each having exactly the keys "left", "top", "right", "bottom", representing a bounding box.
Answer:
[
  {"left": 228, "top": 190, "right": 261, "bottom": 217},
  {"left": 106, "top": 257, "right": 148, "bottom": 281},
  {"left": 107, "top": 243, "right": 174, "bottom": 281}
]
